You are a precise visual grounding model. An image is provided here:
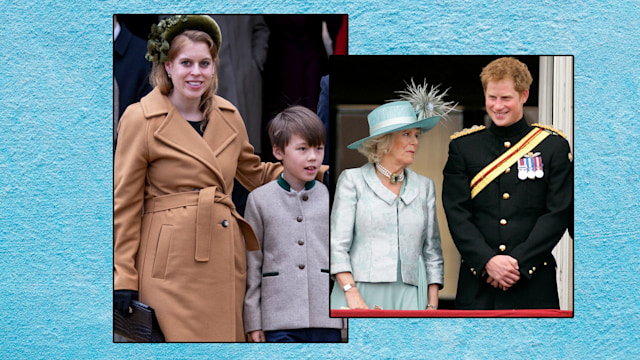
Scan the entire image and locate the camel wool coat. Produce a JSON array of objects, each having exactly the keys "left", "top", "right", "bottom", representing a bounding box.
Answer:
[{"left": 114, "top": 87, "right": 282, "bottom": 342}]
